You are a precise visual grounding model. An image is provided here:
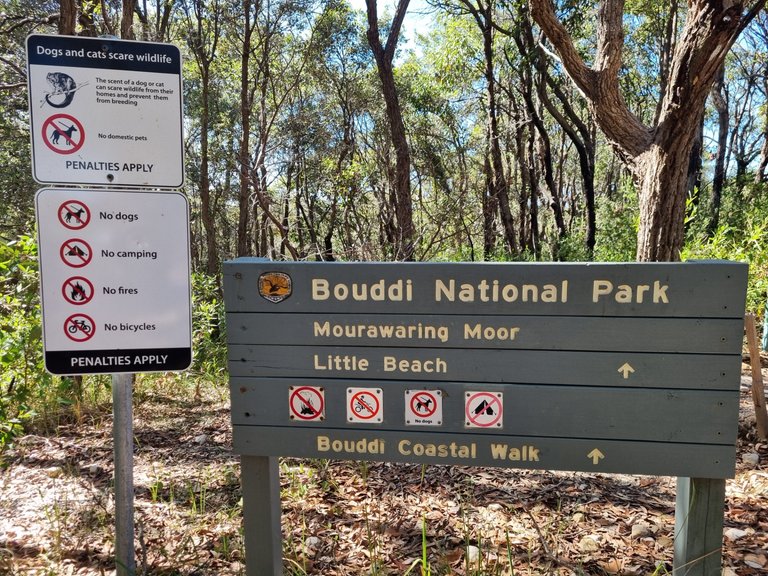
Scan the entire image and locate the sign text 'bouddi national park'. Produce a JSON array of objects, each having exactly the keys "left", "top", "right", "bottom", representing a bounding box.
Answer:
[{"left": 224, "top": 260, "right": 747, "bottom": 478}]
